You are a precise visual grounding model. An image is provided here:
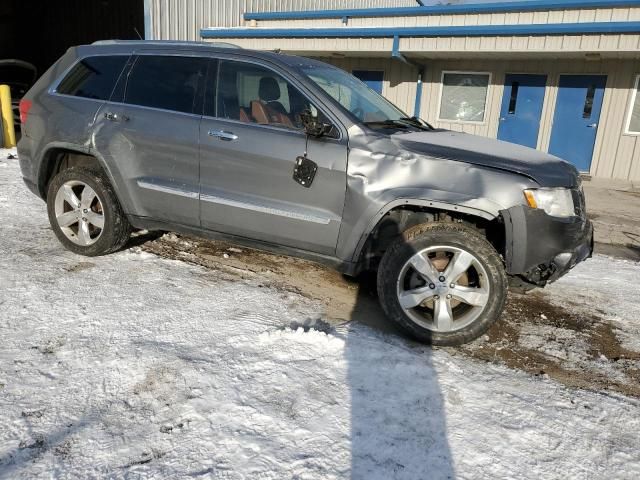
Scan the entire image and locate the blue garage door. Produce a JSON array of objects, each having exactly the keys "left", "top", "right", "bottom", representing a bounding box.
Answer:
[
  {"left": 497, "top": 74, "right": 547, "bottom": 149},
  {"left": 549, "top": 75, "right": 607, "bottom": 172},
  {"left": 352, "top": 70, "right": 384, "bottom": 94}
]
